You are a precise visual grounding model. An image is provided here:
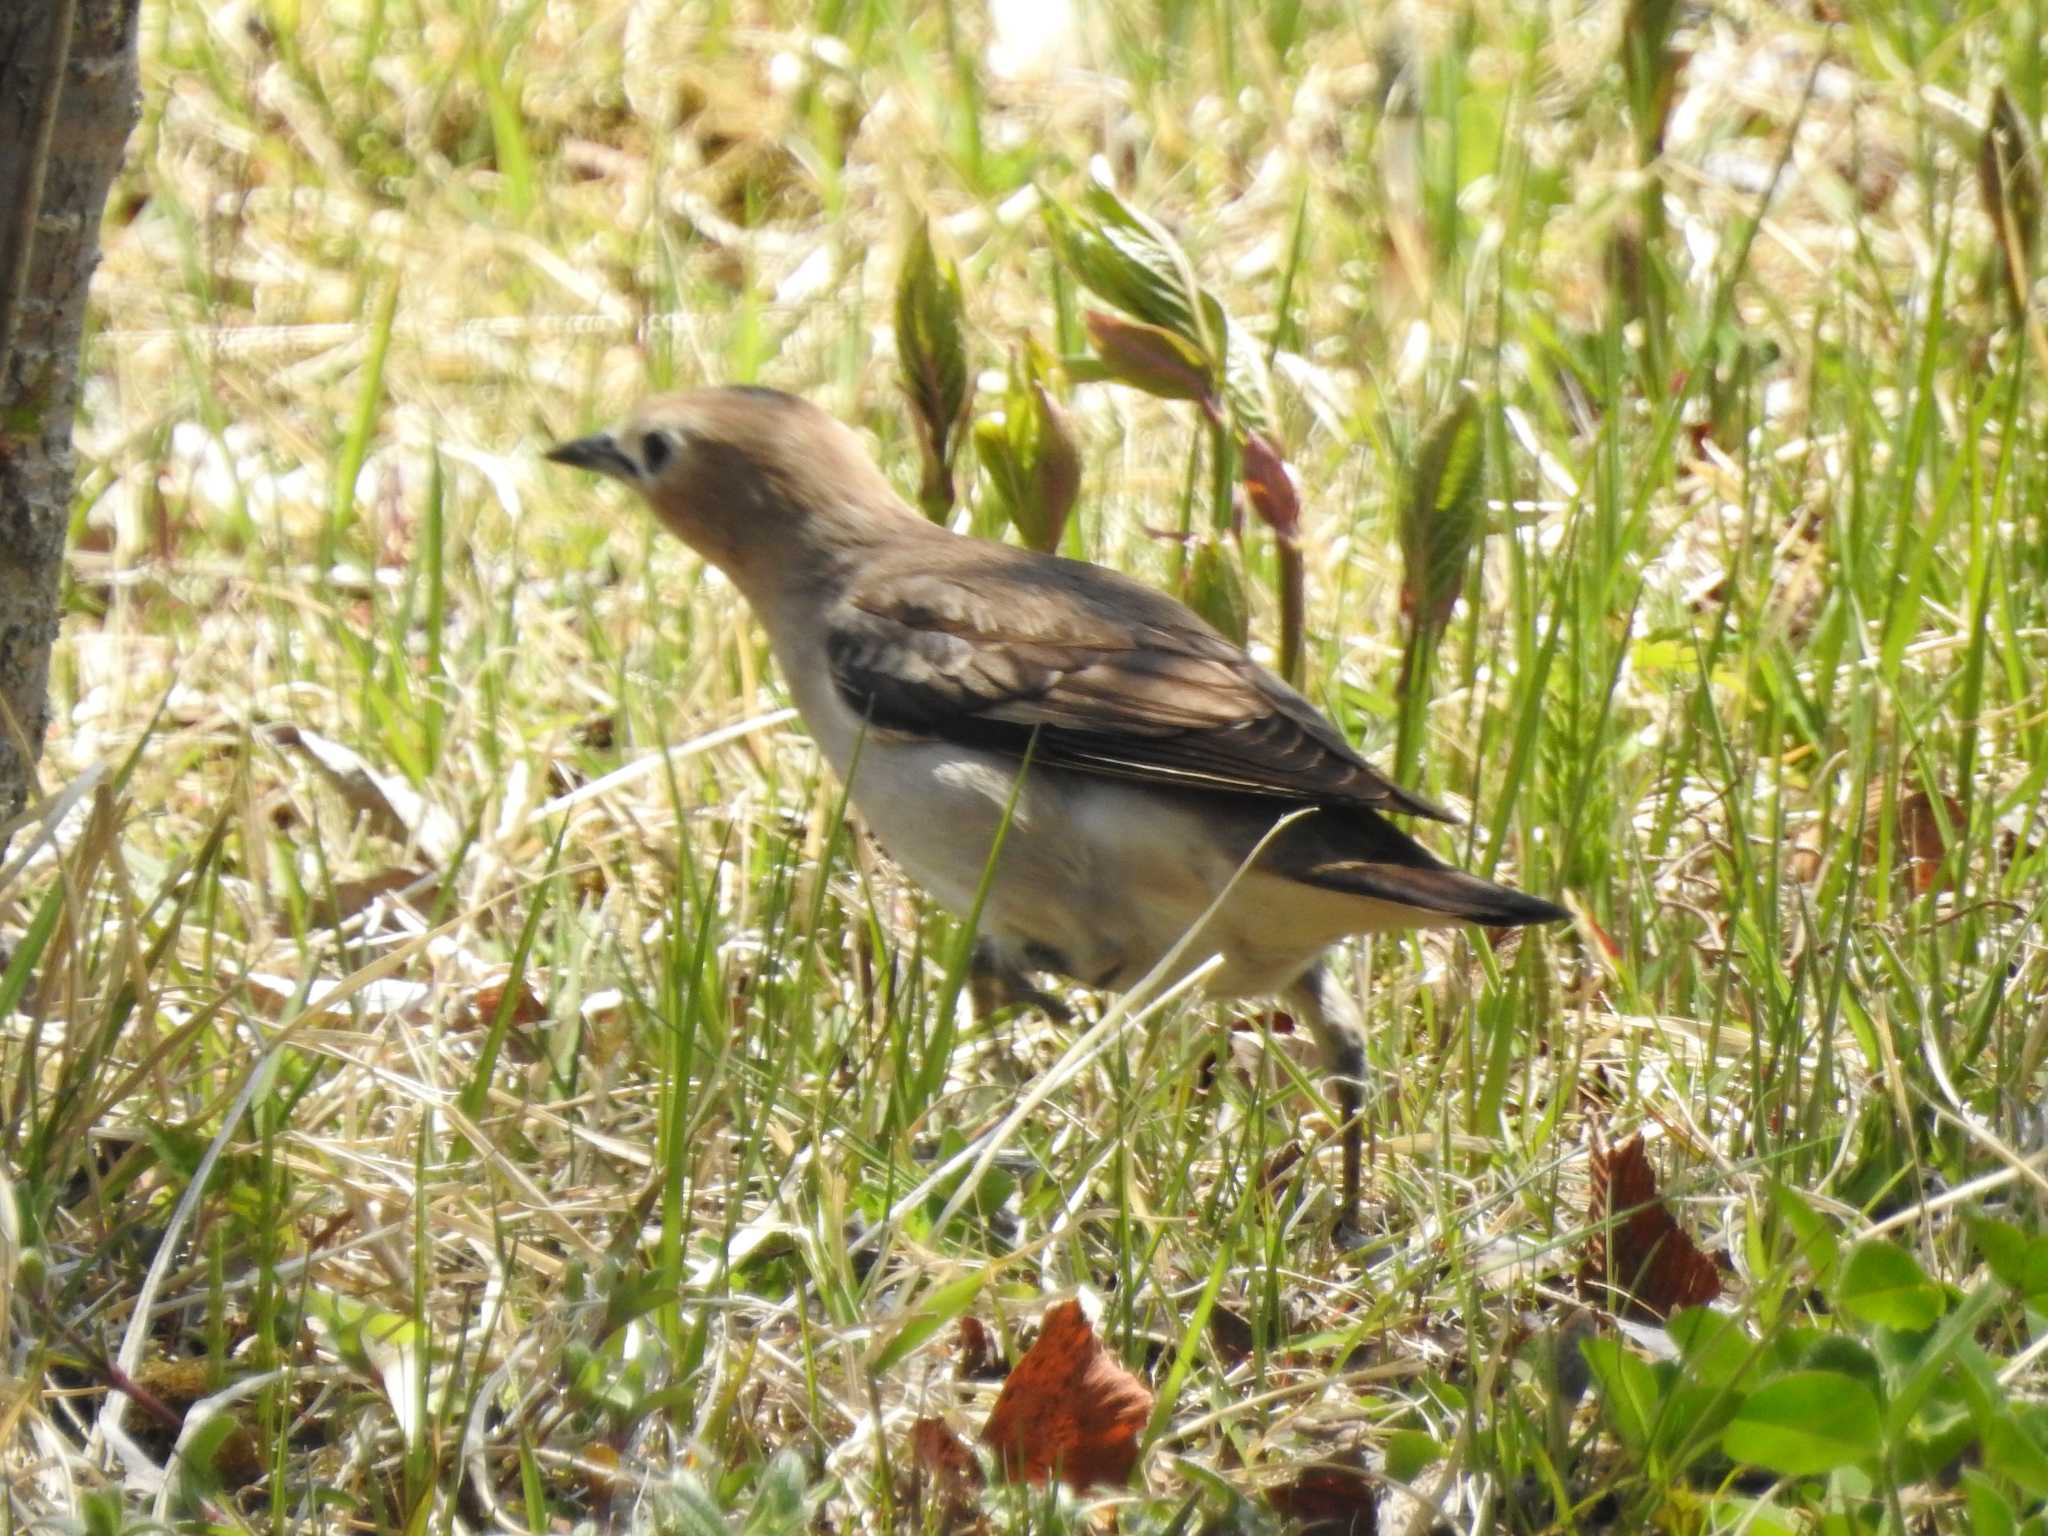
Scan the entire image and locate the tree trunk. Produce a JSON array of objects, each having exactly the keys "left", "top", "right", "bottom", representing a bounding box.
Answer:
[{"left": 0, "top": 0, "right": 141, "bottom": 825}]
